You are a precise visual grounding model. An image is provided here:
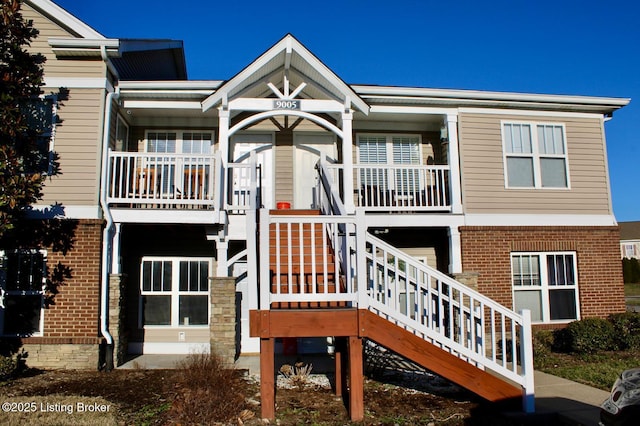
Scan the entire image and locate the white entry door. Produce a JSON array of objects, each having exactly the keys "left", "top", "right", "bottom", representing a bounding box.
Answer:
[
  {"left": 293, "top": 134, "right": 337, "bottom": 209},
  {"left": 230, "top": 134, "right": 273, "bottom": 209}
]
